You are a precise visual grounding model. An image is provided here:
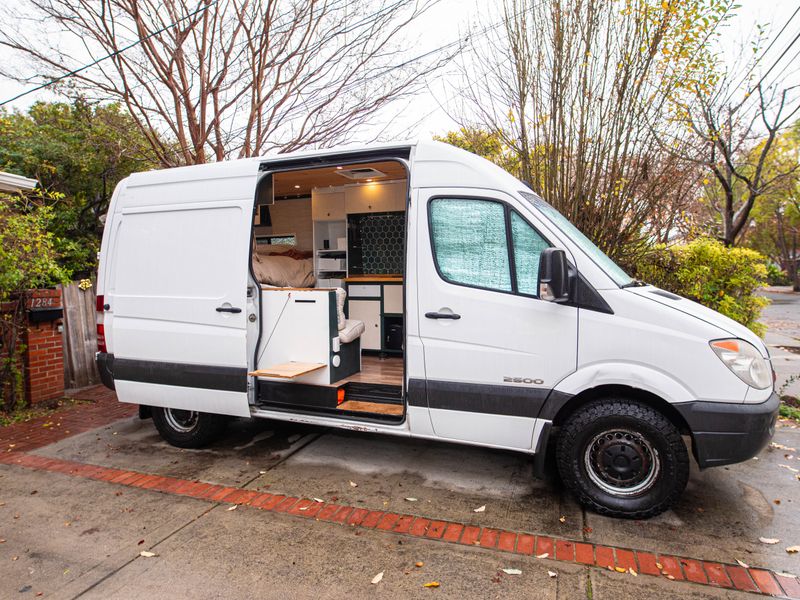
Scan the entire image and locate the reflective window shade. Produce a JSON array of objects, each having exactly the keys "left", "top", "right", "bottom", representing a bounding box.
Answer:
[
  {"left": 430, "top": 199, "right": 511, "bottom": 291},
  {"left": 511, "top": 211, "right": 550, "bottom": 296}
]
